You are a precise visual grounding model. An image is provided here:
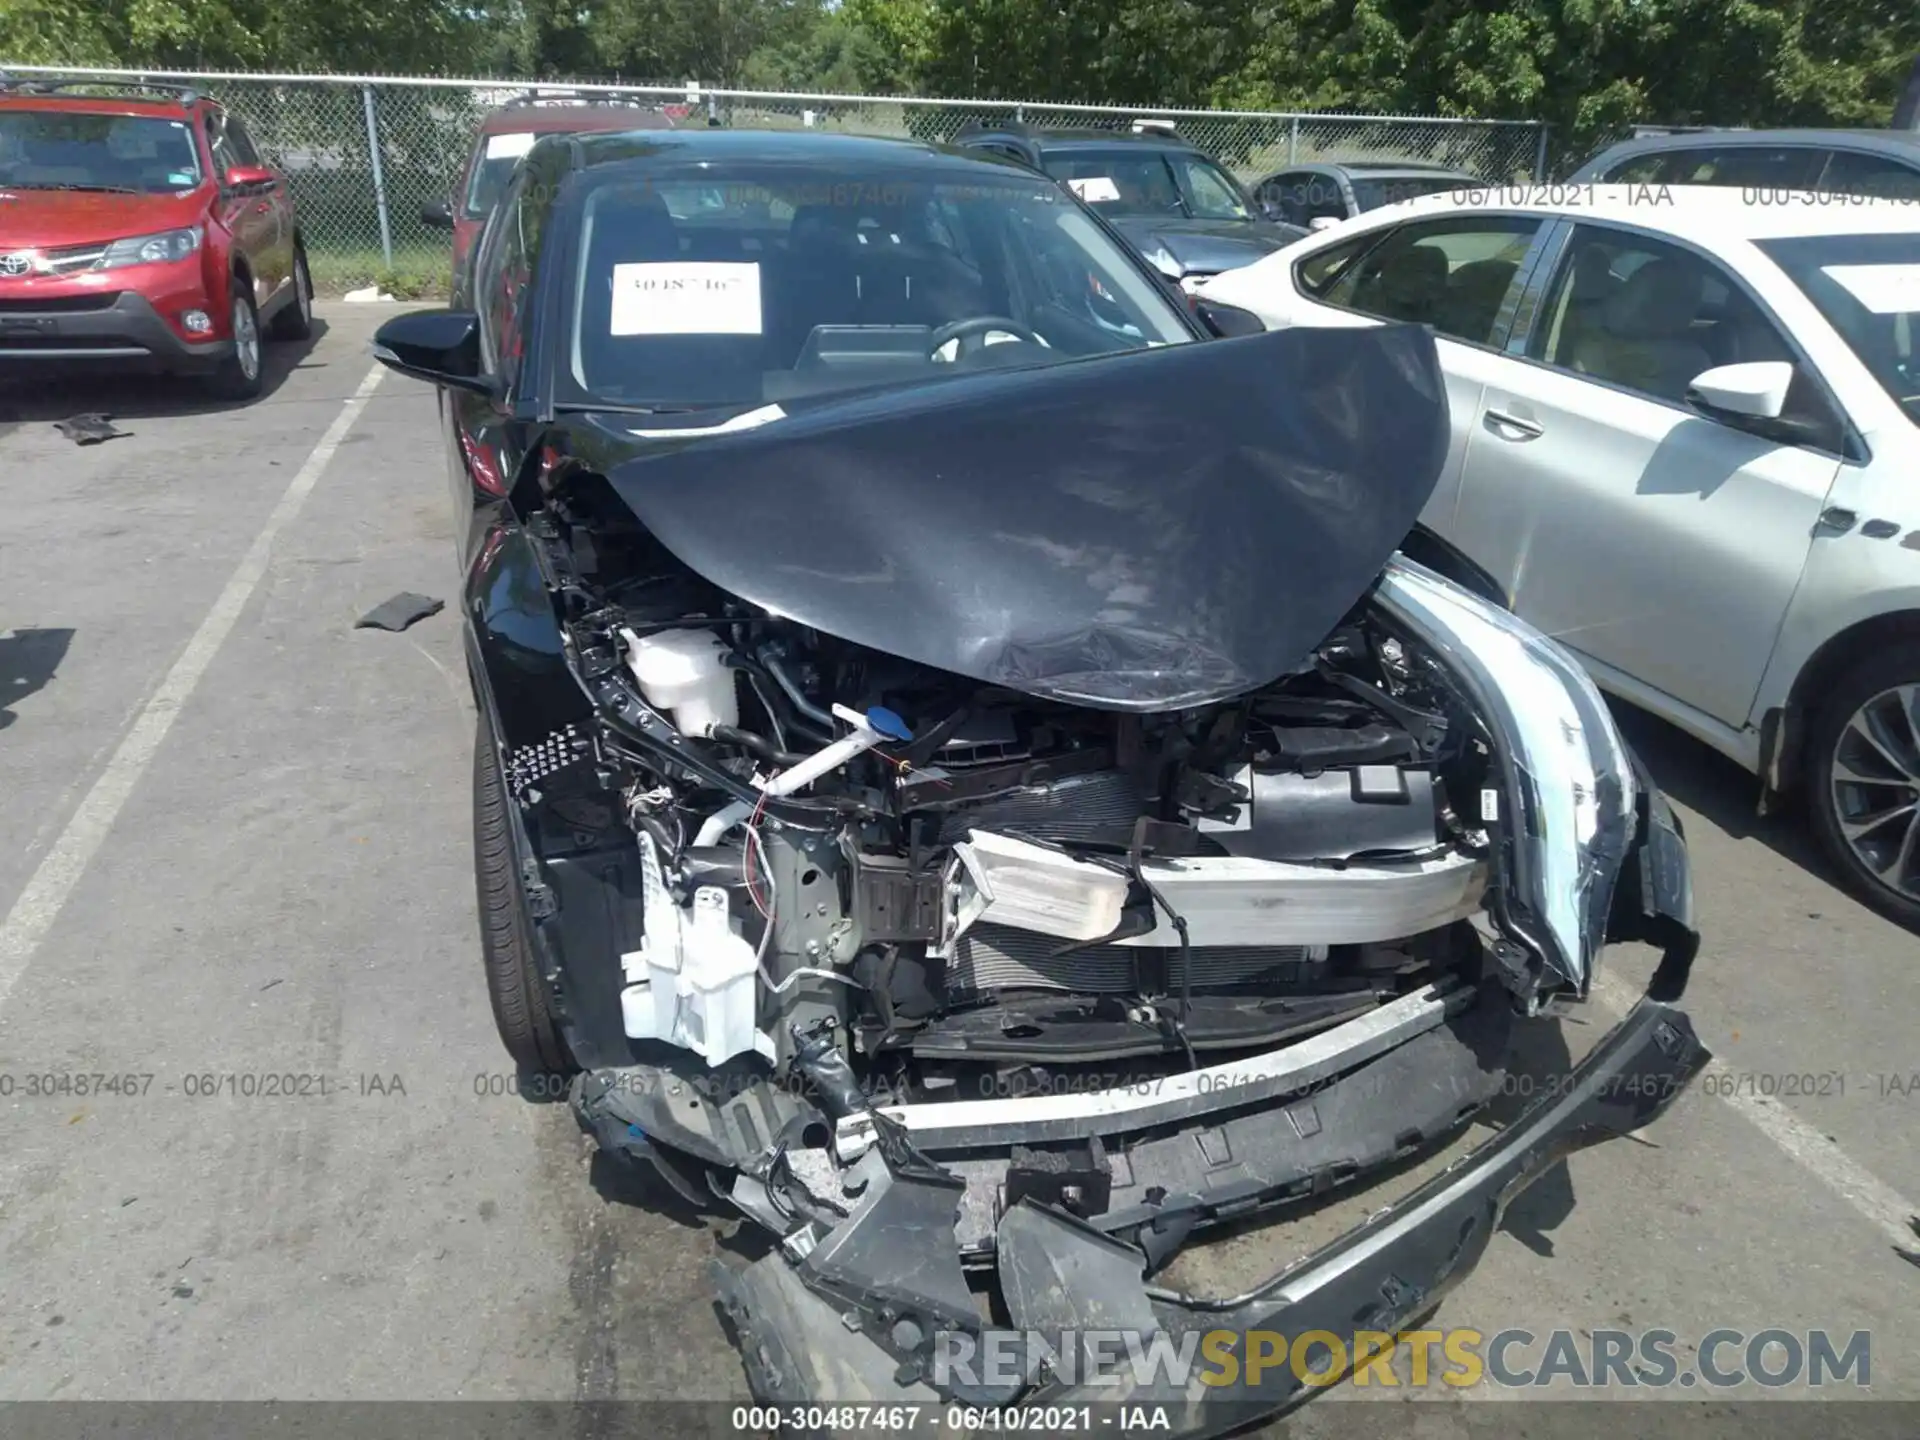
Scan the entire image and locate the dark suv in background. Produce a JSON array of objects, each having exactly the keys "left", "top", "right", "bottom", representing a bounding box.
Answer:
[{"left": 951, "top": 119, "right": 1307, "bottom": 289}]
